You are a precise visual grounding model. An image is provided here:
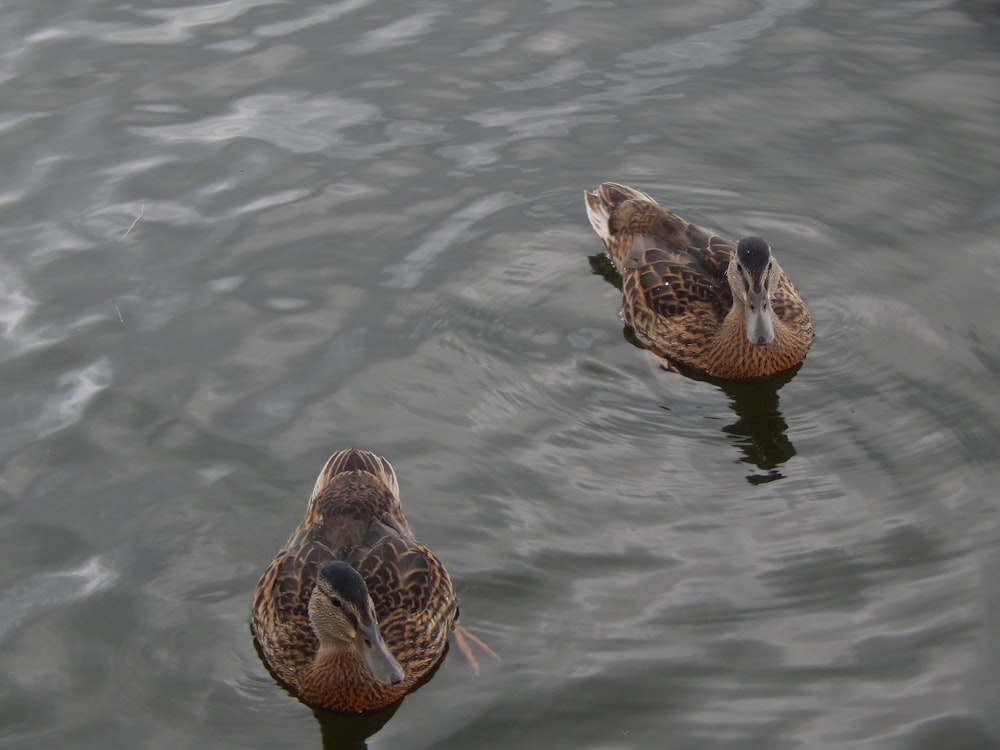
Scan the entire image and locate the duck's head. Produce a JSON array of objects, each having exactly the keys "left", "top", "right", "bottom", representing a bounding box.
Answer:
[
  {"left": 309, "top": 561, "right": 405, "bottom": 685},
  {"left": 727, "top": 236, "right": 779, "bottom": 346}
]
